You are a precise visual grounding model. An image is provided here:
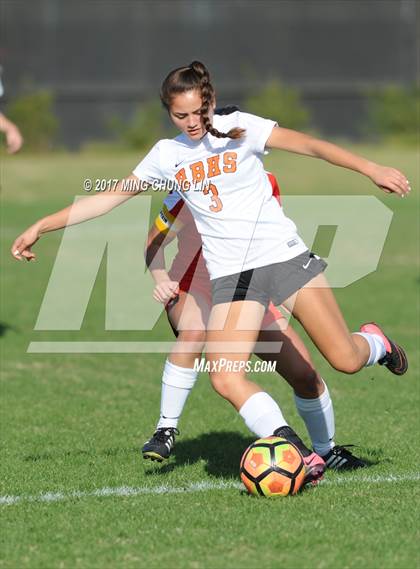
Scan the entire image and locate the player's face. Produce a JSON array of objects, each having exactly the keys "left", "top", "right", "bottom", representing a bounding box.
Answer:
[{"left": 169, "top": 90, "right": 213, "bottom": 141}]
